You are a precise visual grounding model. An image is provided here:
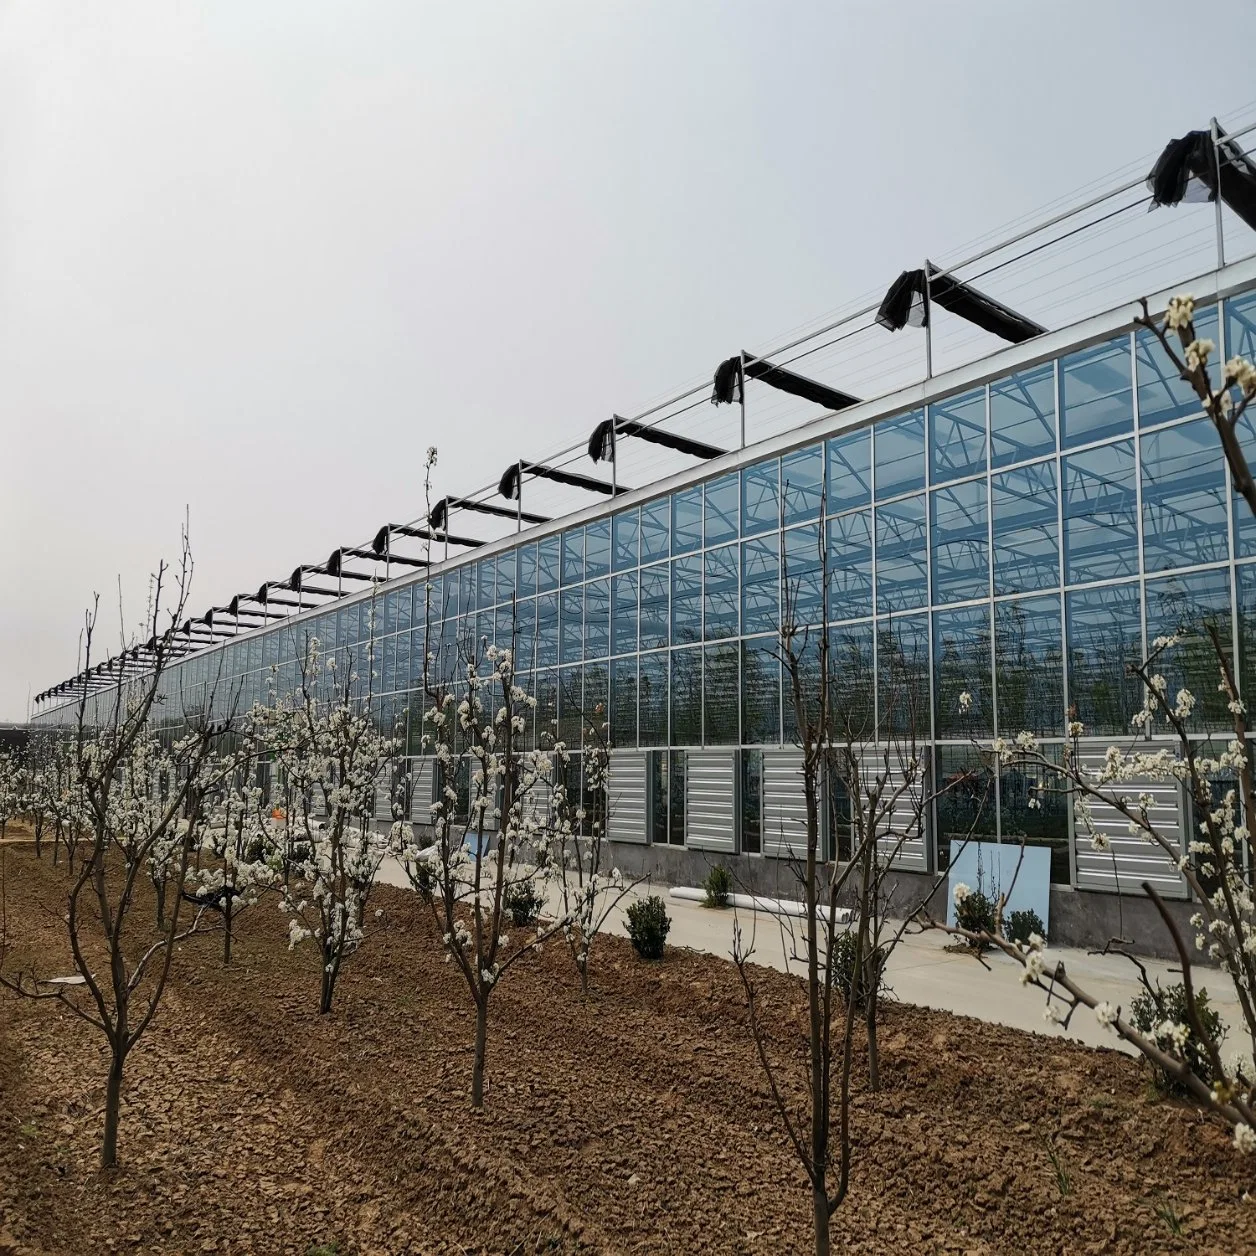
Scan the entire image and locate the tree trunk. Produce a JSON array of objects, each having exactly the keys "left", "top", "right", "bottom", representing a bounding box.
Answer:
[
  {"left": 471, "top": 998, "right": 489, "bottom": 1109},
  {"left": 223, "top": 892, "right": 234, "bottom": 965},
  {"left": 319, "top": 960, "right": 335, "bottom": 1015},
  {"left": 812, "top": 1185, "right": 831, "bottom": 1256},
  {"left": 153, "top": 877, "right": 166, "bottom": 930},
  {"left": 52, "top": 823, "right": 61, "bottom": 867},
  {"left": 32, "top": 817, "right": 42, "bottom": 859},
  {"left": 101, "top": 1050, "right": 125, "bottom": 1170},
  {"left": 866, "top": 992, "right": 880, "bottom": 1093}
]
